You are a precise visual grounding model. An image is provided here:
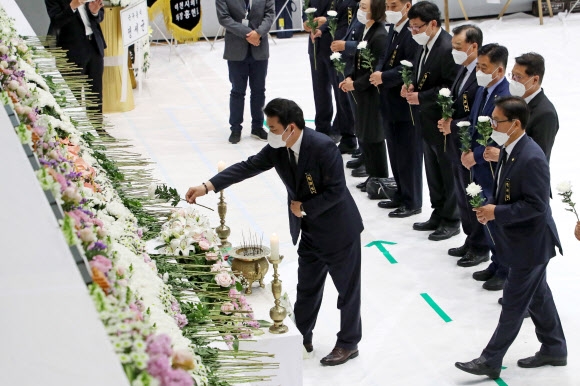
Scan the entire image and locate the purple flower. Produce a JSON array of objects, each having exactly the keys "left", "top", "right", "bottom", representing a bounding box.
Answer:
[
  {"left": 161, "top": 368, "right": 194, "bottom": 386},
  {"left": 89, "top": 240, "right": 108, "bottom": 251},
  {"left": 171, "top": 302, "right": 180, "bottom": 312},
  {"left": 146, "top": 334, "right": 173, "bottom": 357},
  {"left": 147, "top": 354, "right": 171, "bottom": 378},
  {"left": 175, "top": 314, "right": 188, "bottom": 329}
]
